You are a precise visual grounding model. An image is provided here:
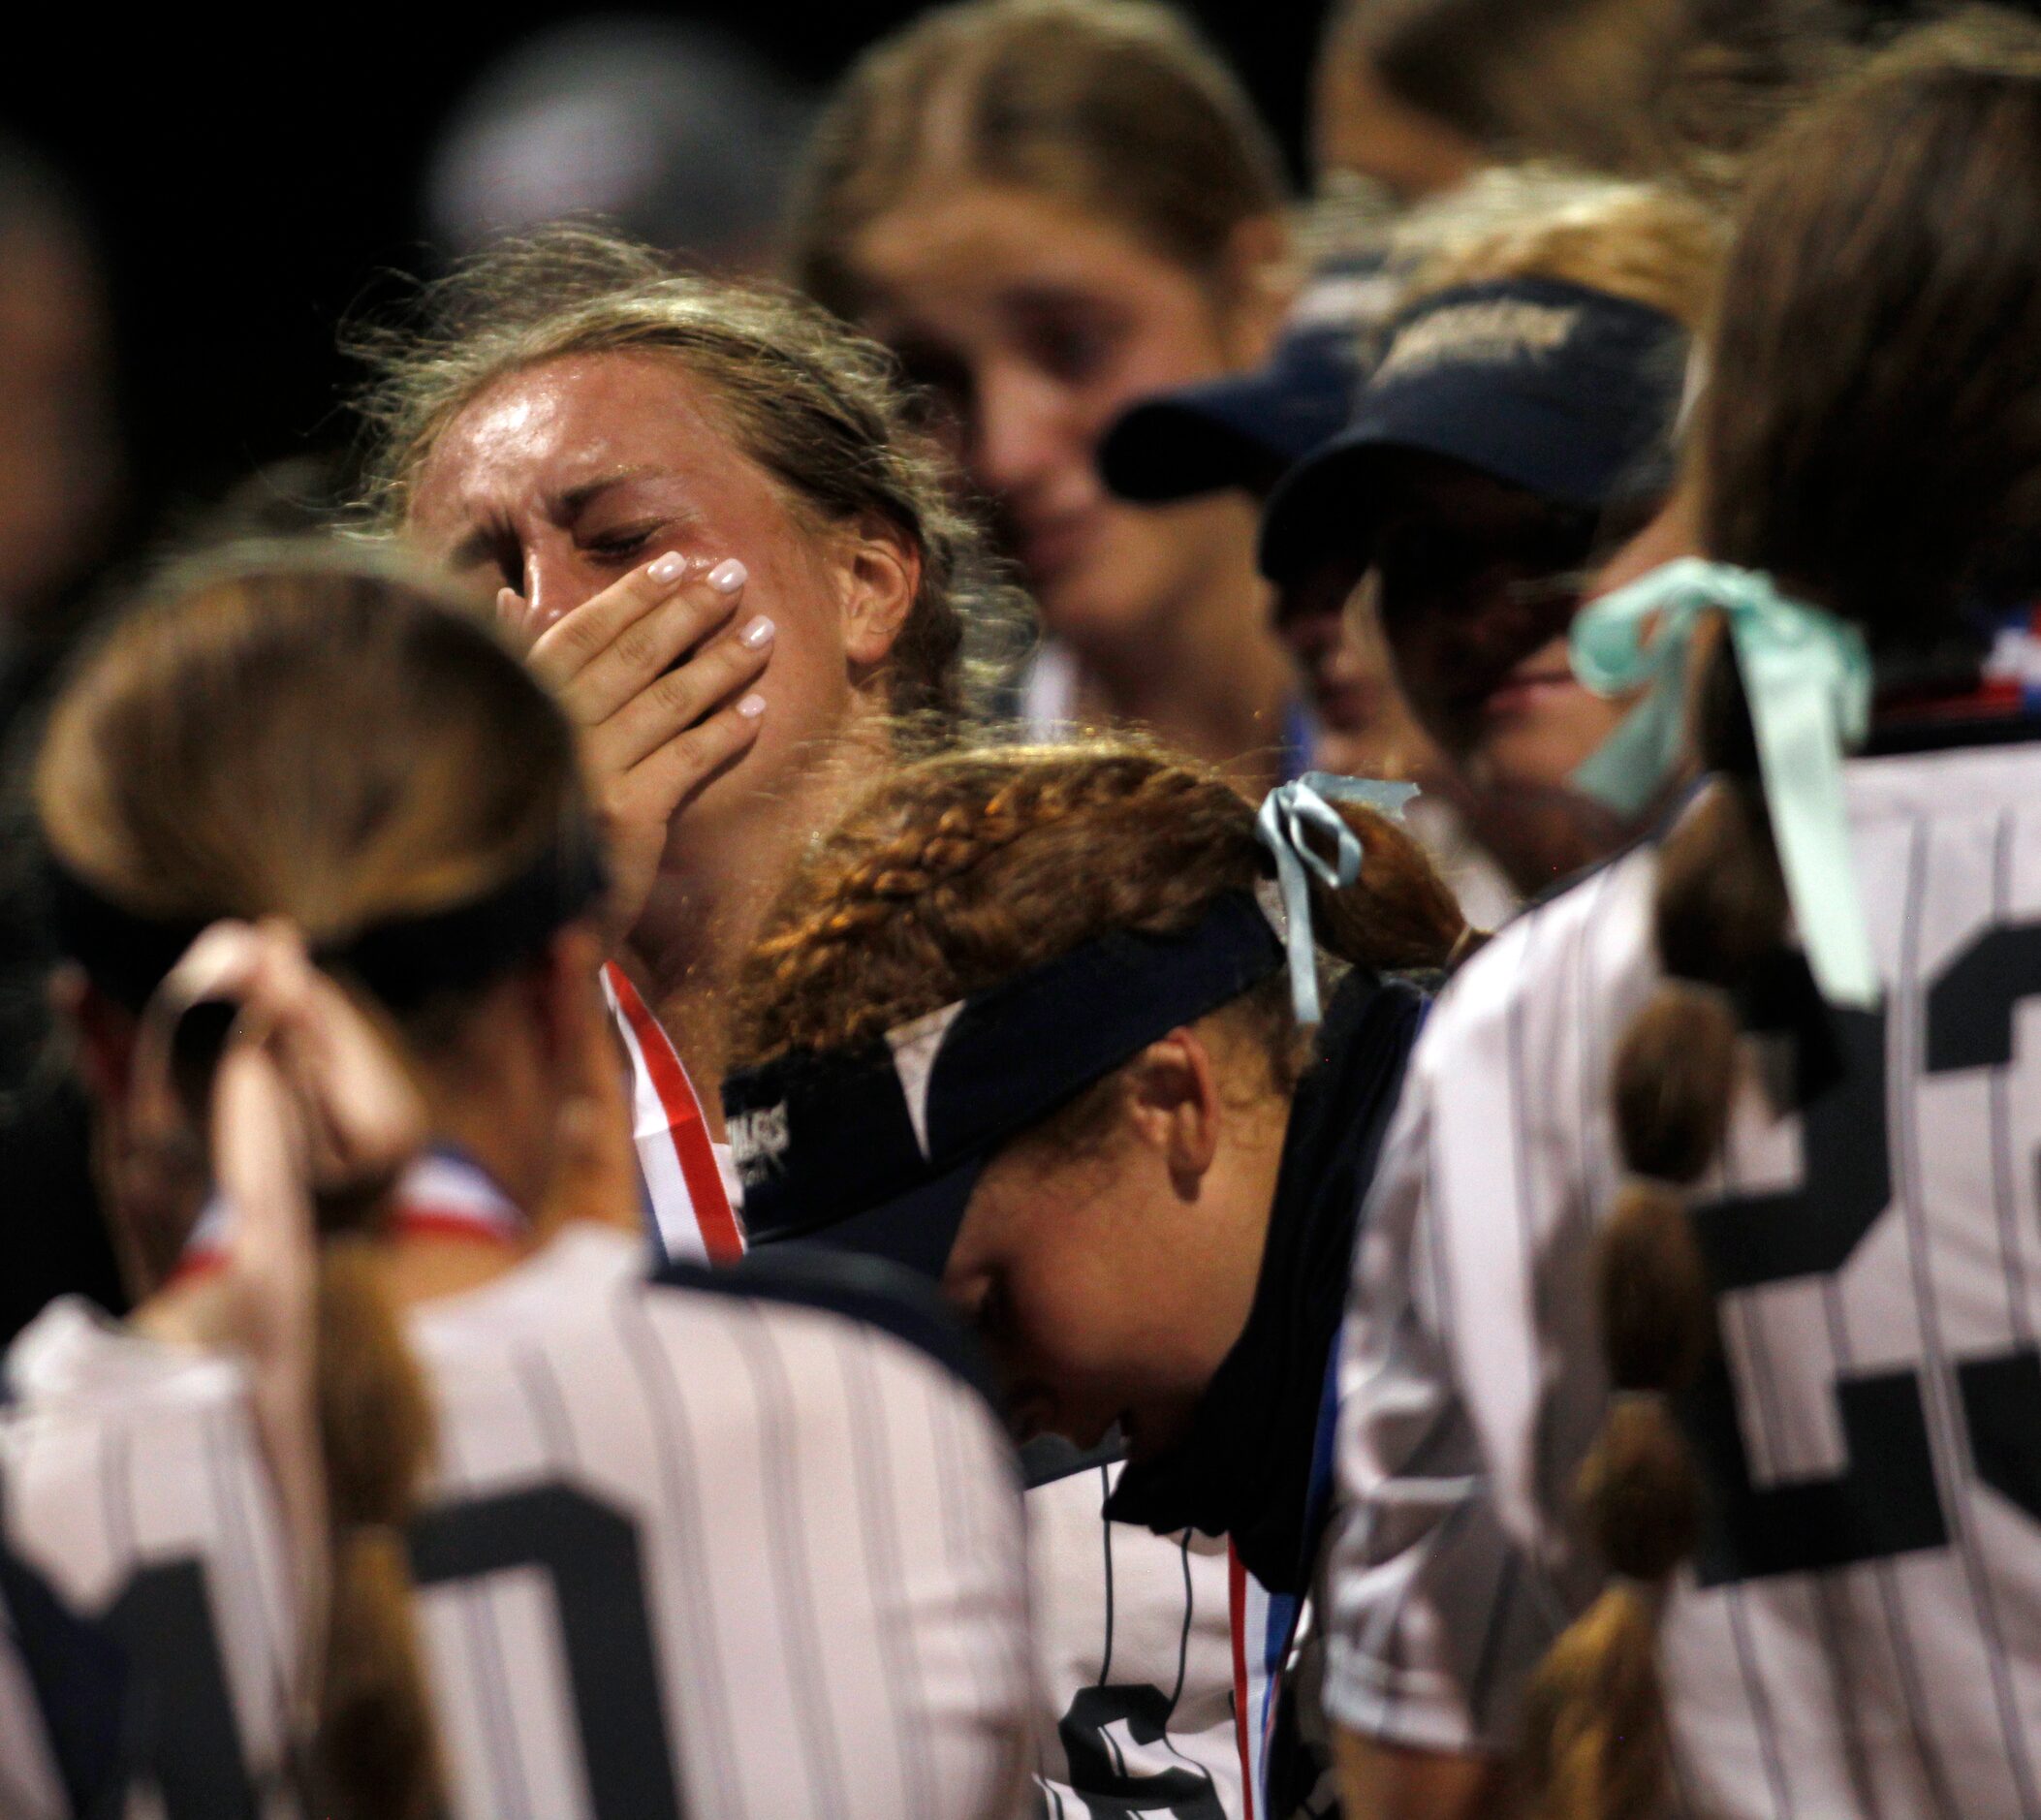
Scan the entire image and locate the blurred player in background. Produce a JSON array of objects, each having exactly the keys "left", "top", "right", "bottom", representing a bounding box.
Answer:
[
  {"left": 0, "top": 549, "right": 1031, "bottom": 1819},
  {"left": 1096, "top": 236, "right": 1519, "bottom": 931},
  {"left": 424, "top": 19, "right": 813, "bottom": 276},
  {"left": 723, "top": 741, "right": 1468, "bottom": 1812},
  {"left": 1326, "top": 18, "right": 2041, "bottom": 1818},
  {"left": 0, "top": 137, "right": 129, "bottom": 1371},
  {"left": 790, "top": 0, "right": 1306, "bottom": 794},
  {"left": 1258, "top": 173, "right": 1721, "bottom": 894},
  {"left": 1332, "top": 0, "right": 1847, "bottom": 192},
  {"left": 0, "top": 137, "right": 124, "bottom": 741}
]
